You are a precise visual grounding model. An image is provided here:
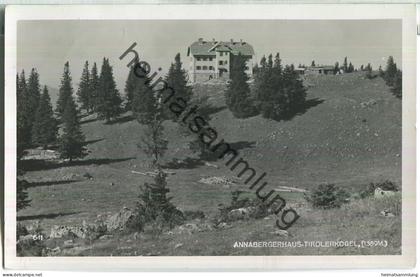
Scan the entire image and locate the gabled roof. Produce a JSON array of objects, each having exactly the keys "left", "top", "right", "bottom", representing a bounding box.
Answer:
[{"left": 188, "top": 40, "right": 255, "bottom": 56}]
